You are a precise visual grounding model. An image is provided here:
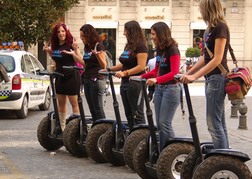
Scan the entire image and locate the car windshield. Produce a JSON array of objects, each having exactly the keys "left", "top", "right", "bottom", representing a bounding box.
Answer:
[{"left": 0, "top": 55, "right": 15, "bottom": 72}]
